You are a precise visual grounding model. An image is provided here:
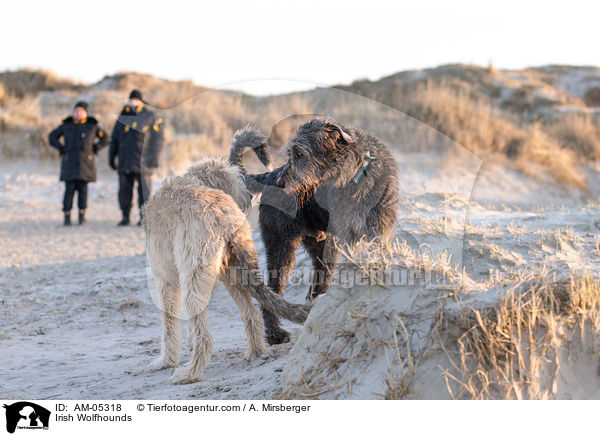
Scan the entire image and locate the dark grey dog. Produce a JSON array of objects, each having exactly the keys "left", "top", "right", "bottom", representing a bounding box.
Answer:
[{"left": 230, "top": 117, "right": 399, "bottom": 344}]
